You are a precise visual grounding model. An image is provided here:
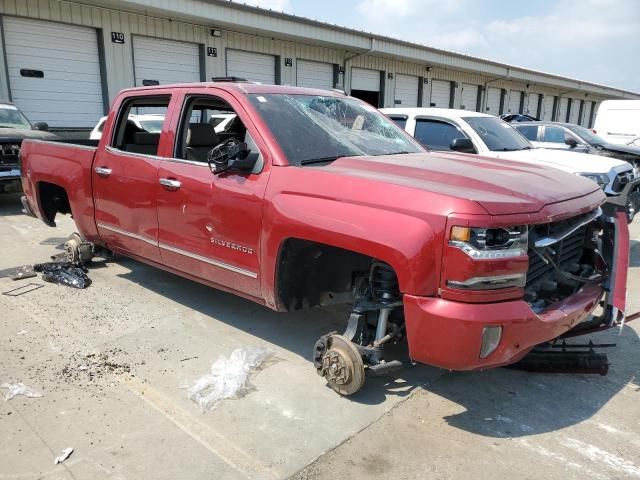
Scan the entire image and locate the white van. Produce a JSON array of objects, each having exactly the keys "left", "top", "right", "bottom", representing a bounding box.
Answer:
[{"left": 593, "top": 100, "right": 640, "bottom": 147}]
